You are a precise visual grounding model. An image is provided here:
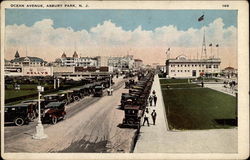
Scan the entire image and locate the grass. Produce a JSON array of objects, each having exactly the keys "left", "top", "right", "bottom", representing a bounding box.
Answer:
[
  {"left": 160, "top": 79, "right": 189, "bottom": 84},
  {"left": 4, "top": 84, "right": 75, "bottom": 105},
  {"left": 160, "top": 79, "right": 237, "bottom": 130},
  {"left": 161, "top": 83, "right": 200, "bottom": 88}
]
